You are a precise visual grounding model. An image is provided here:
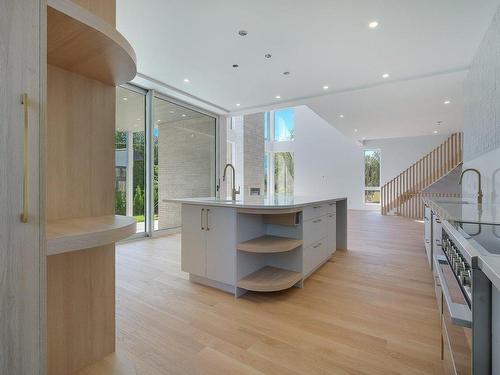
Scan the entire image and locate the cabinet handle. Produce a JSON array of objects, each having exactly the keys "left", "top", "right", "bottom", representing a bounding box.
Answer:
[
  {"left": 21, "top": 93, "right": 29, "bottom": 223},
  {"left": 313, "top": 219, "right": 322, "bottom": 223},
  {"left": 201, "top": 208, "right": 205, "bottom": 230},
  {"left": 313, "top": 243, "right": 322, "bottom": 248},
  {"left": 206, "top": 209, "right": 210, "bottom": 231}
]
